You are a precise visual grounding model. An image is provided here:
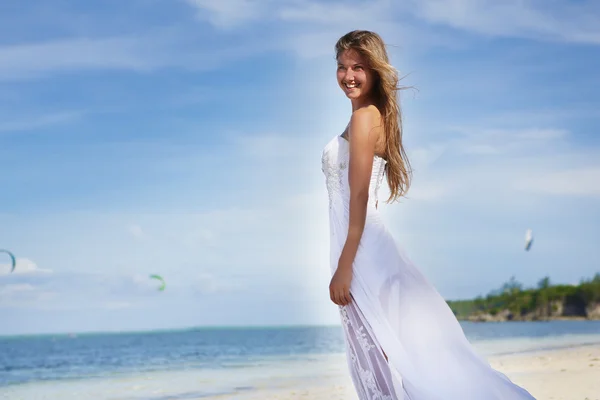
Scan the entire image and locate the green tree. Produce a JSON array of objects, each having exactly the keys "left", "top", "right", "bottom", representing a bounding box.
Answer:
[
  {"left": 537, "top": 276, "right": 551, "bottom": 289},
  {"left": 502, "top": 275, "right": 523, "bottom": 295}
]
